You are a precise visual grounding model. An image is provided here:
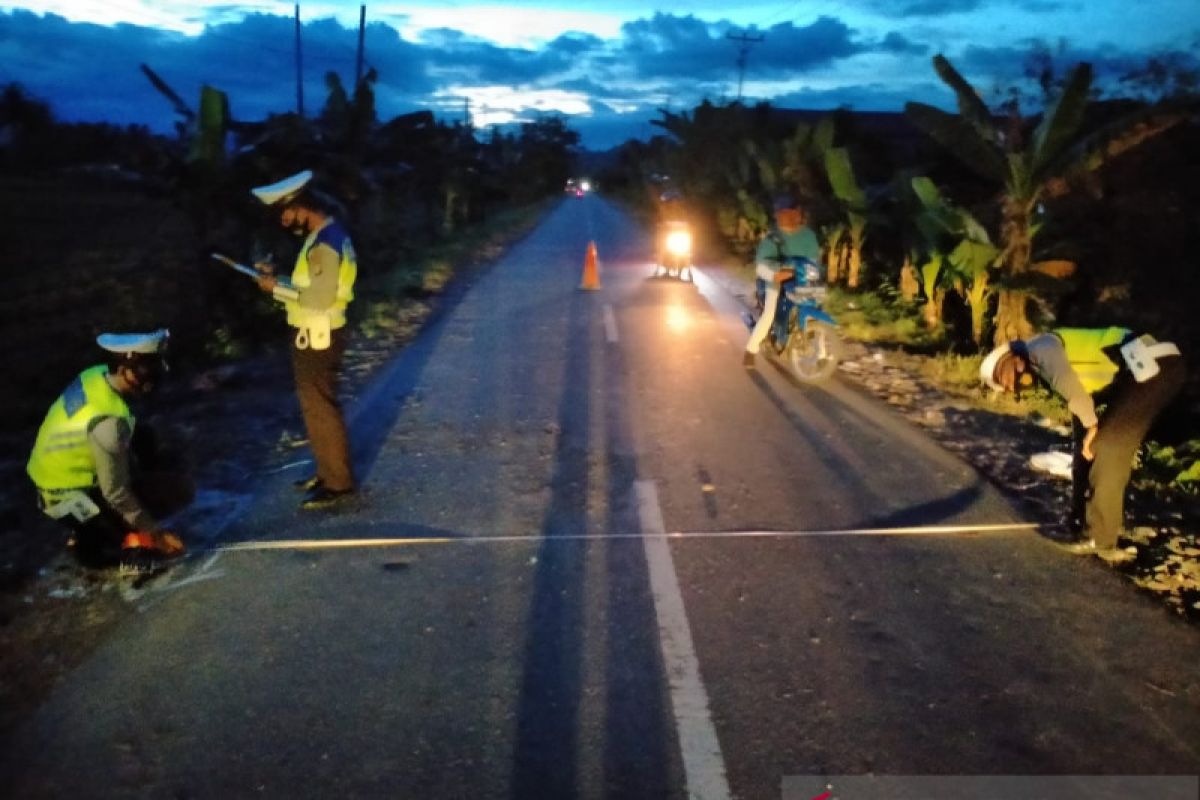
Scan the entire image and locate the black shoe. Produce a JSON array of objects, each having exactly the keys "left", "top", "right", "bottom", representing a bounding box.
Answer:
[
  {"left": 742, "top": 352, "right": 756, "bottom": 369},
  {"left": 293, "top": 475, "right": 322, "bottom": 492},
  {"left": 301, "top": 486, "right": 356, "bottom": 511}
]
